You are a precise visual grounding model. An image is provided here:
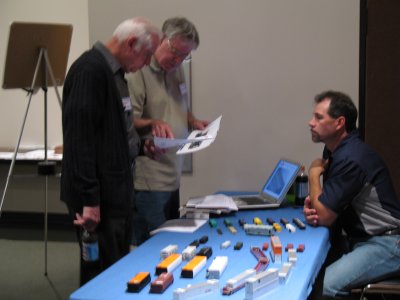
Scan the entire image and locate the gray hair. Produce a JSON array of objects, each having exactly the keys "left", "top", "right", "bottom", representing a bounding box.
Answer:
[
  {"left": 113, "top": 17, "right": 162, "bottom": 51},
  {"left": 315, "top": 90, "right": 358, "bottom": 132},
  {"left": 162, "top": 17, "right": 199, "bottom": 48}
]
